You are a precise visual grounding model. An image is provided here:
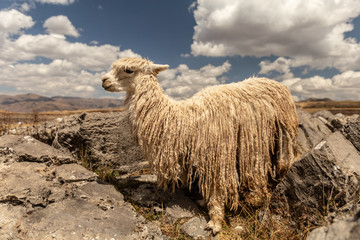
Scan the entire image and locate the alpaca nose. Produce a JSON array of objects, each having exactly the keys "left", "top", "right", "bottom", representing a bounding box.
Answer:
[{"left": 101, "top": 76, "right": 109, "bottom": 83}]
